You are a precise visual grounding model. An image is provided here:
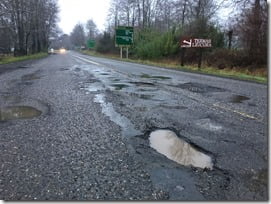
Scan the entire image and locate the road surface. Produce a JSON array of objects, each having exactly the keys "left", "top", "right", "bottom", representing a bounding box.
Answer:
[{"left": 0, "top": 51, "right": 268, "bottom": 200}]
